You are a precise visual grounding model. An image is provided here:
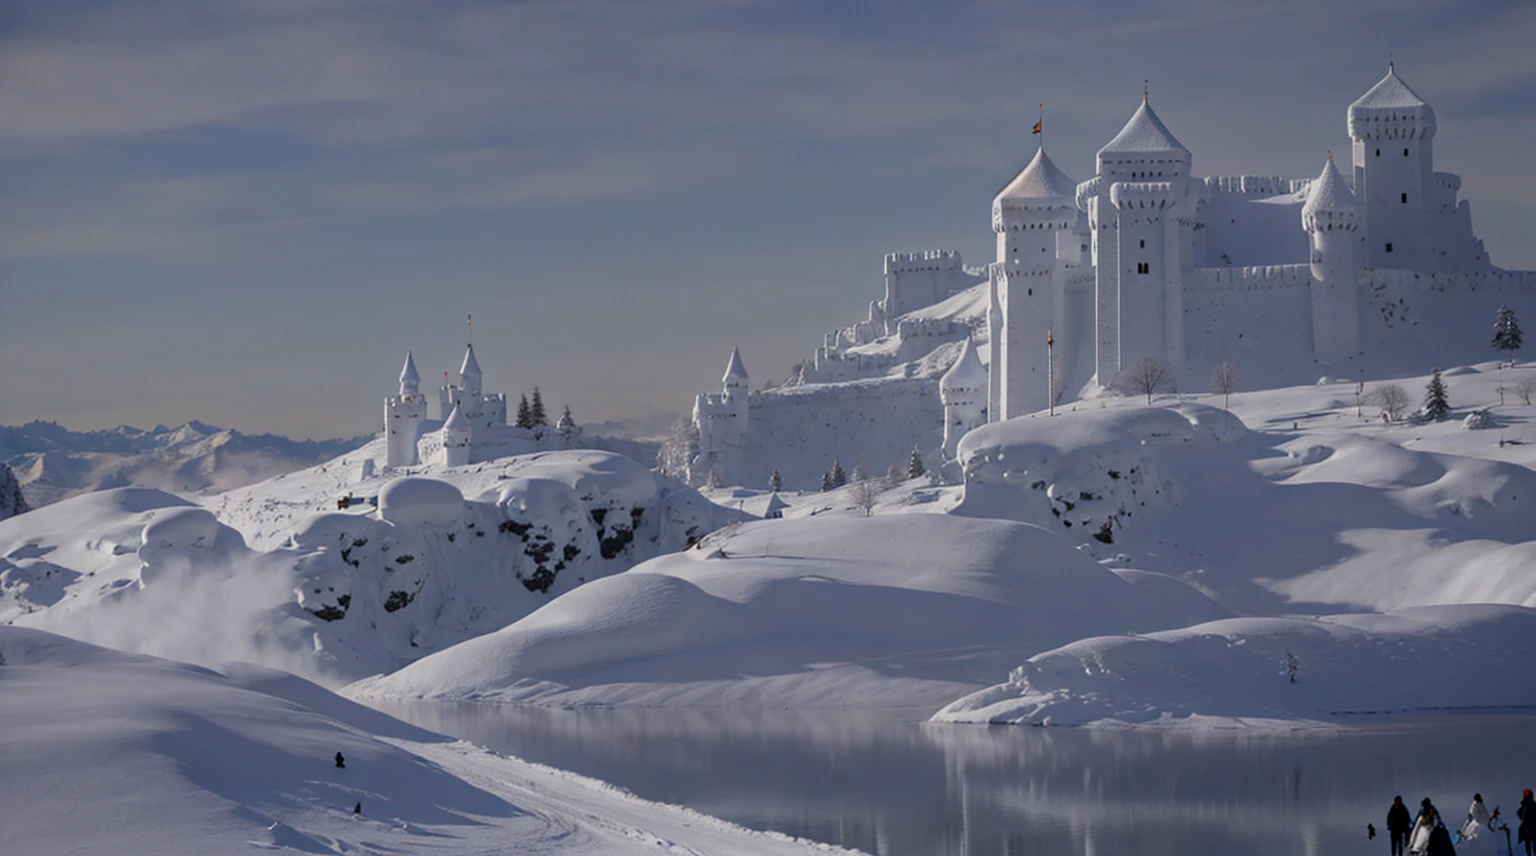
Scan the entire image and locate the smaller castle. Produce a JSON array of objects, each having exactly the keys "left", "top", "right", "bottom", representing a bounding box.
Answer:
[
  {"left": 382, "top": 341, "right": 519, "bottom": 469},
  {"left": 690, "top": 348, "right": 750, "bottom": 484}
]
